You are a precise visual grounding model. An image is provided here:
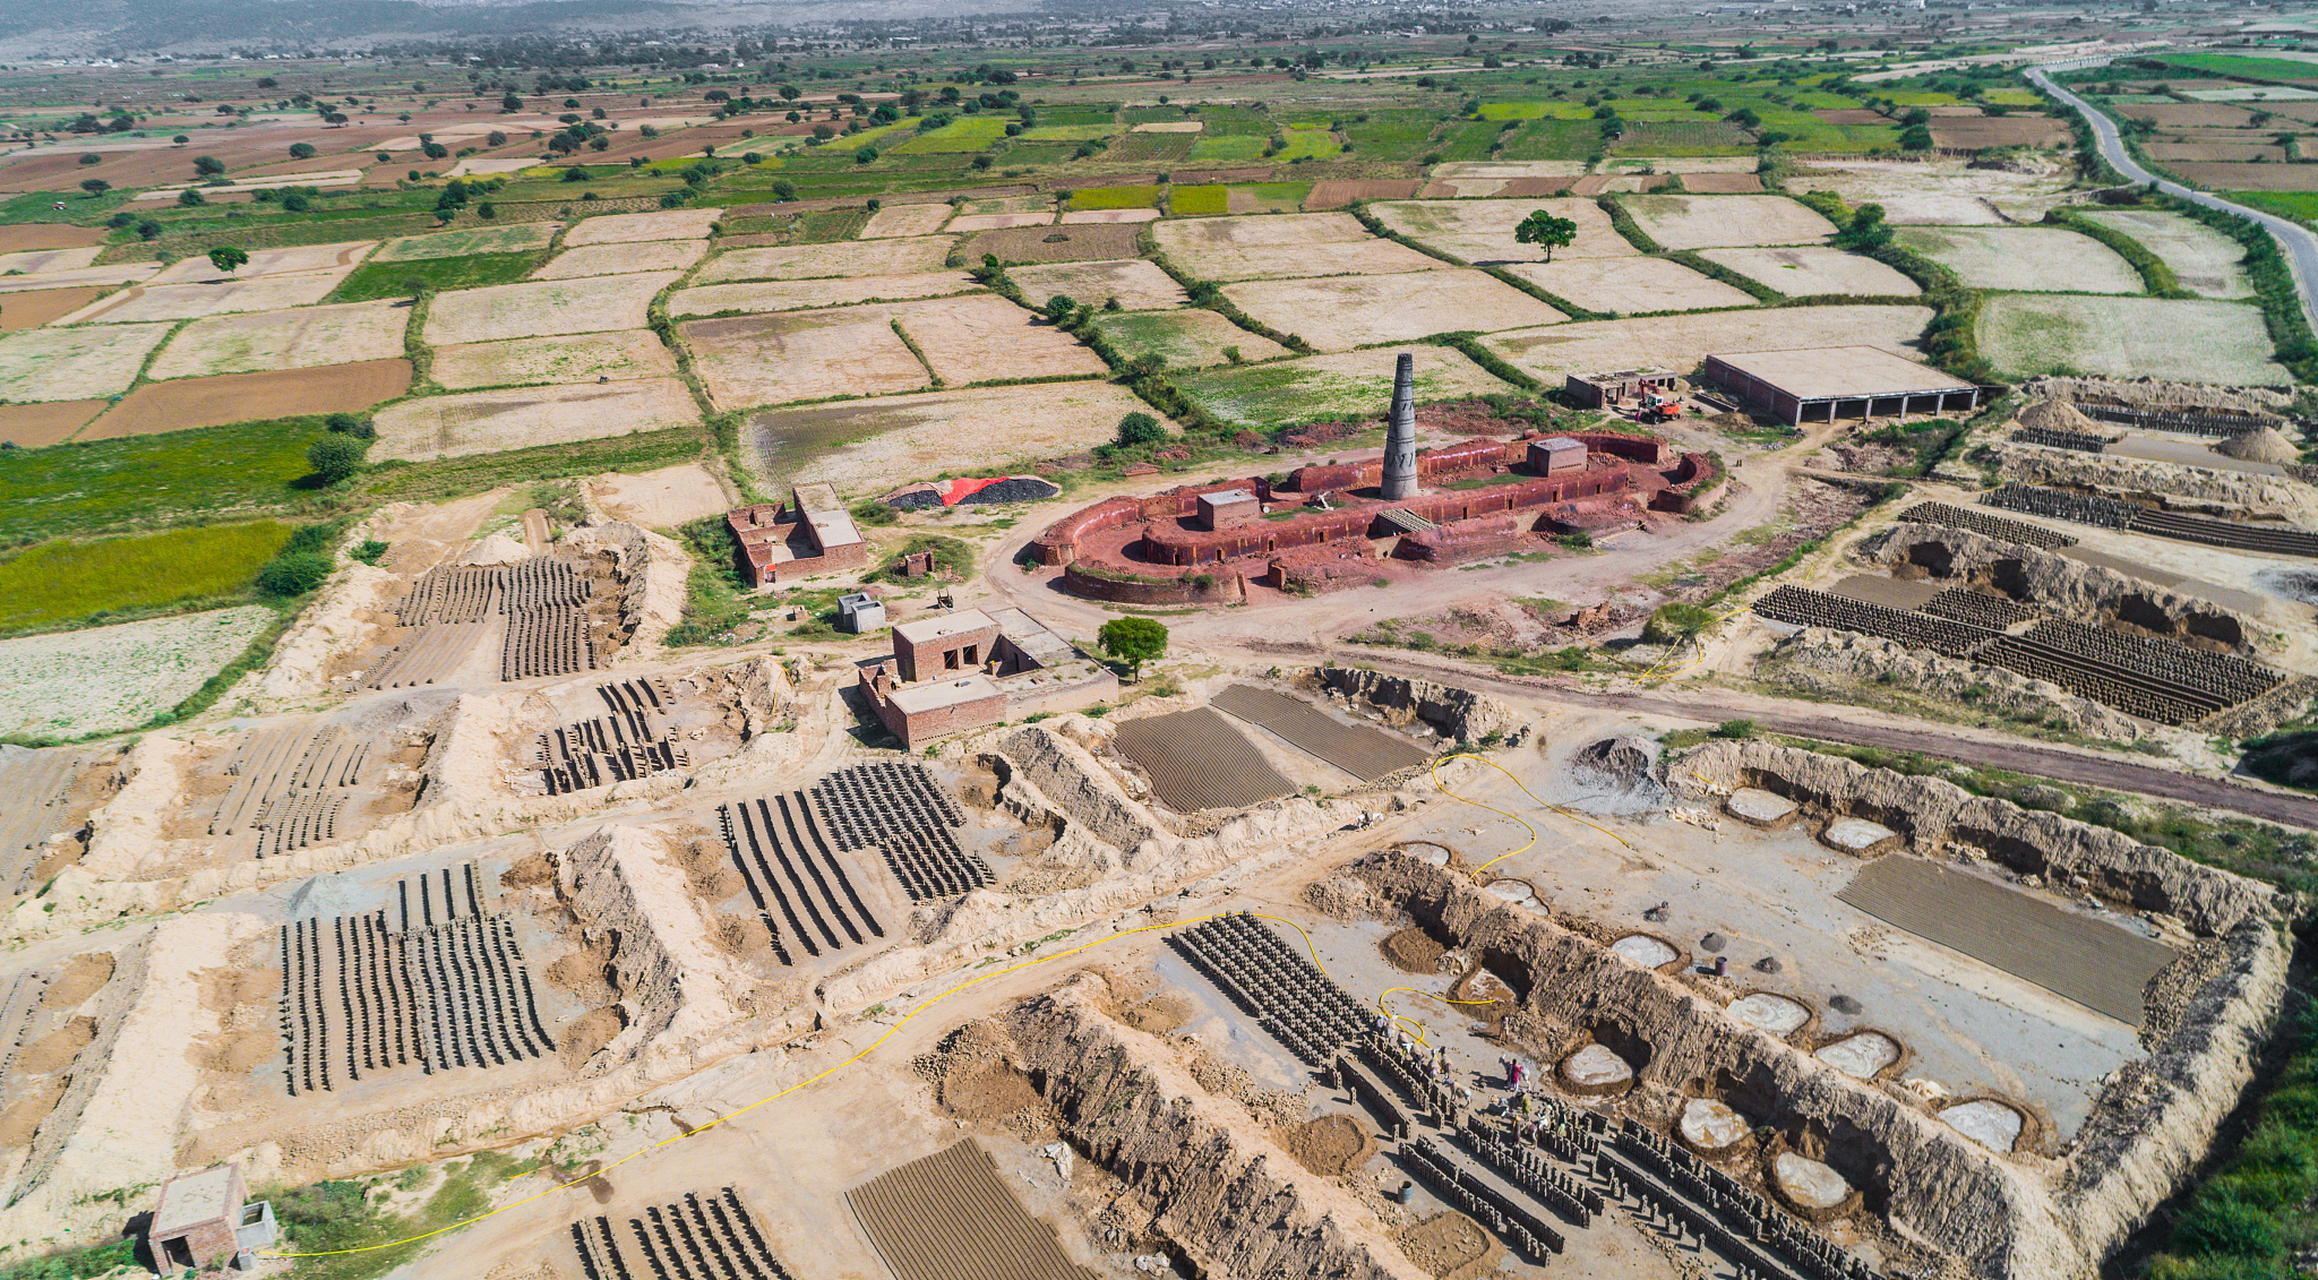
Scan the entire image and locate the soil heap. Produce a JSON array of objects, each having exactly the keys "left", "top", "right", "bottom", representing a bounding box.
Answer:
[
  {"left": 2216, "top": 426, "right": 2301, "bottom": 465},
  {"left": 2015, "top": 399, "right": 2103, "bottom": 434}
]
